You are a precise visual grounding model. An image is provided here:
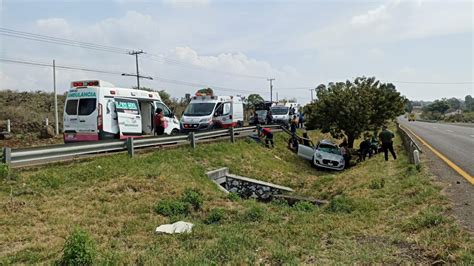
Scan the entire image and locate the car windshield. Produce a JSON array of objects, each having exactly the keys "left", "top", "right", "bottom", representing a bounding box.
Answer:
[
  {"left": 271, "top": 107, "right": 289, "bottom": 115},
  {"left": 183, "top": 102, "right": 216, "bottom": 116},
  {"left": 318, "top": 143, "right": 341, "bottom": 155},
  {"left": 256, "top": 110, "right": 267, "bottom": 118}
]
